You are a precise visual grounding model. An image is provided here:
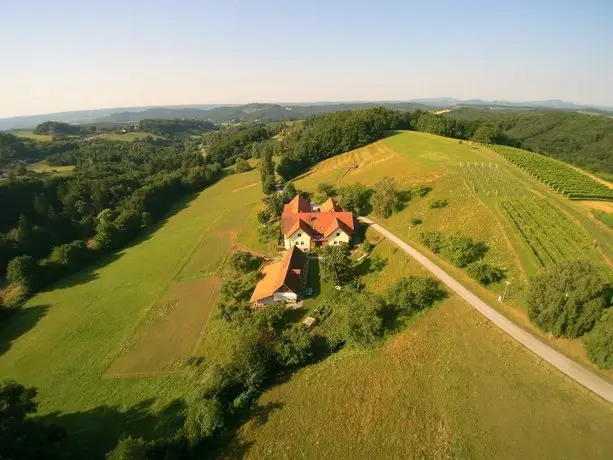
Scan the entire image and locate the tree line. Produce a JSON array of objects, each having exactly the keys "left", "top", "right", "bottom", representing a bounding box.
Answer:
[{"left": 0, "top": 137, "right": 222, "bottom": 305}]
